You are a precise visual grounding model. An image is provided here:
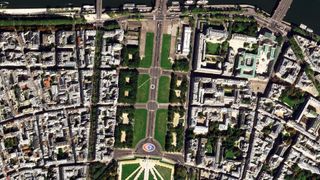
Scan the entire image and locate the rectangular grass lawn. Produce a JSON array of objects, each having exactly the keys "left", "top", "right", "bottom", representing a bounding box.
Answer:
[
  {"left": 140, "top": 32, "right": 154, "bottom": 68},
  {"left": 121, "top": 163, "right": 140, "bottom": 179},
  {"left": 155, "top": 165, "right": 172, "bottom": 180},
  {"left": 132, "top": 109, "right": 148, "bottom": 147},
  {"left": 157, "top": 76, "right": 171, "bottom": 103},
  {"left": 90, "top": 163, "right": 108, "bottom": 180},
  {"left": 160, "top": 34, "right": 172, "bottom": 69},
  {"left": 155, "top": 109, "right": 168, "bottom": 148},
  {"left": 136, "top": 74, "right": 150, "bottom": 103},
  {"left": 279, "top": 89, "right": 305, "bottom": 110},
  {"left": 206, "top": 42, "right": 220, "bottom": 55}
]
